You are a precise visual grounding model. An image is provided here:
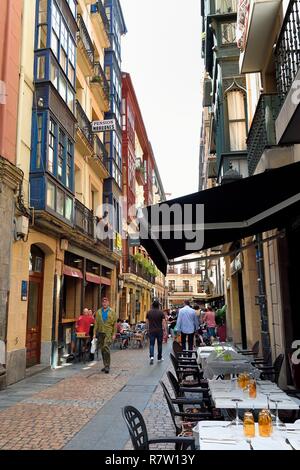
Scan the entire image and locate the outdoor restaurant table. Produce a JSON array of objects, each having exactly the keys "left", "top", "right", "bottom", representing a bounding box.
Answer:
[
  {"left": 197, "top": 345, "right": 235, "bottom": 366},
  {"left": 197, "top": 346, "right": 259, "bottom": 379},
  {"left": 193, "top": 421, "right": 300, "bottom": 450},
  {"left": 208, "top": 379, "right": 300, "bottom": 411}
]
